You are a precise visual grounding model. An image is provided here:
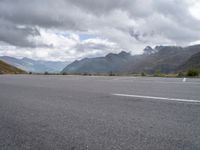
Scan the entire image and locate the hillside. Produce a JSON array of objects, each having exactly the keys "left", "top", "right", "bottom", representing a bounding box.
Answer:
[
  {"left": 0, "top": 60, "right": 26, "bottom": 74},
  {"left": 62, "top": 44, "right": 200, "bottom": 74},
  {"left": 178, "top": 52, "right": 200, "bottom": 71}
]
